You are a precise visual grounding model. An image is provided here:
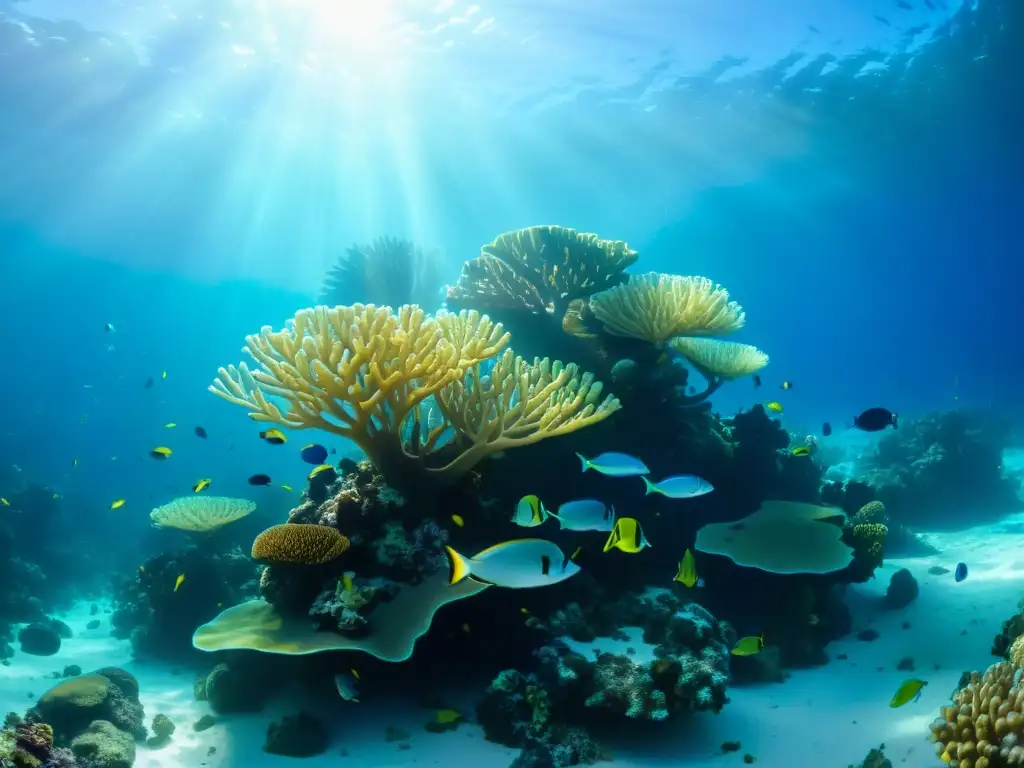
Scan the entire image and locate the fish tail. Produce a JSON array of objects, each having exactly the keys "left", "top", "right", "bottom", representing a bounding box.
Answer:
[
  {"left": 576, "top": 452, "right": 591, "bottom": 472},
  {"left": 444, "top": 546, "right": 472, "bottom": 585},
  {"left": 642, "top": 476, "right": 657, "bottom": 495}
]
